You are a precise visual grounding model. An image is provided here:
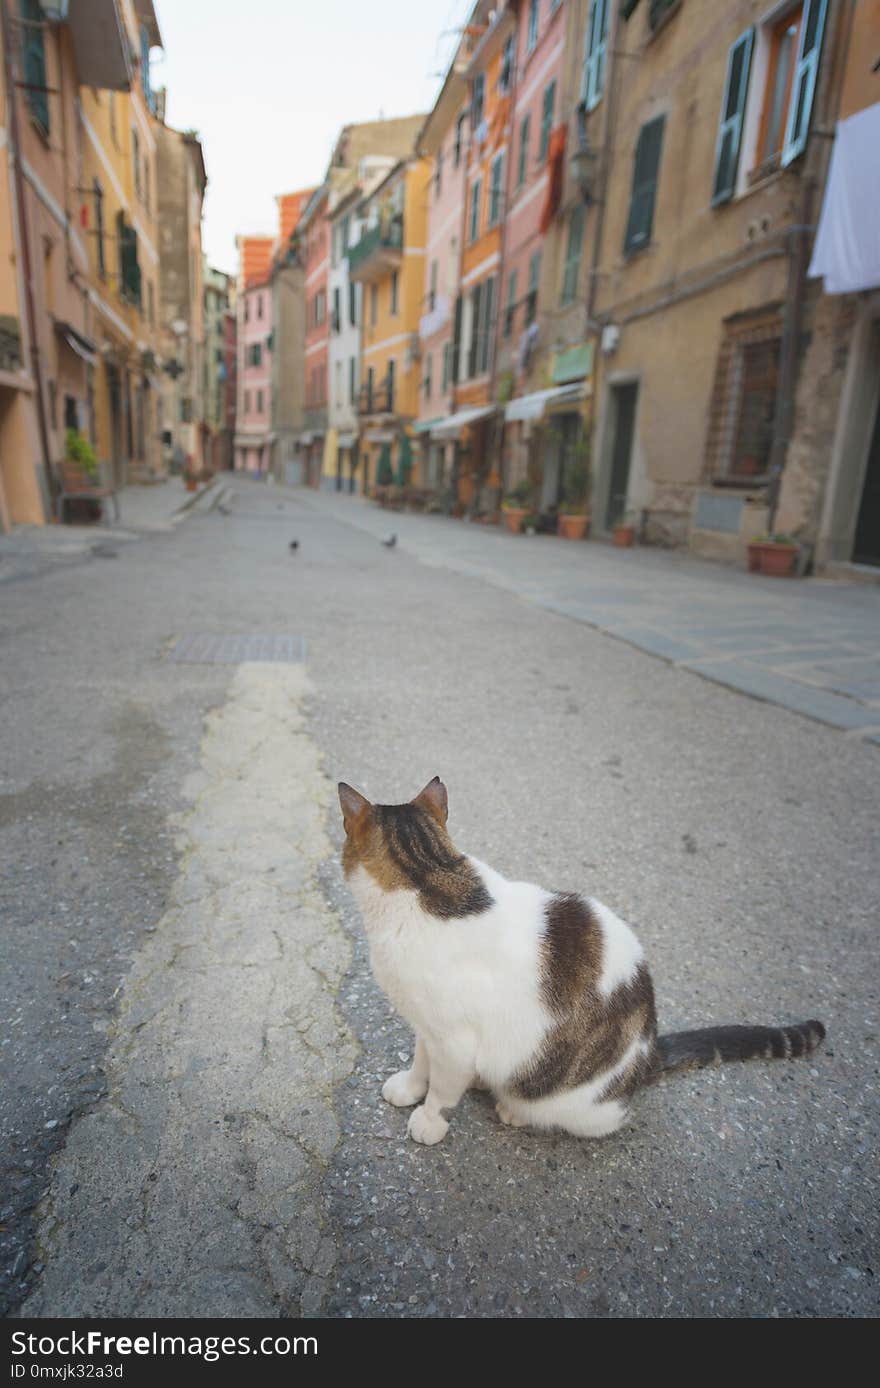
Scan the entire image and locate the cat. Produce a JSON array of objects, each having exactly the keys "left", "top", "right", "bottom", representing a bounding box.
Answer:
[{"left": 338, "top": 777, "right": 826, "bottom": 1146}]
